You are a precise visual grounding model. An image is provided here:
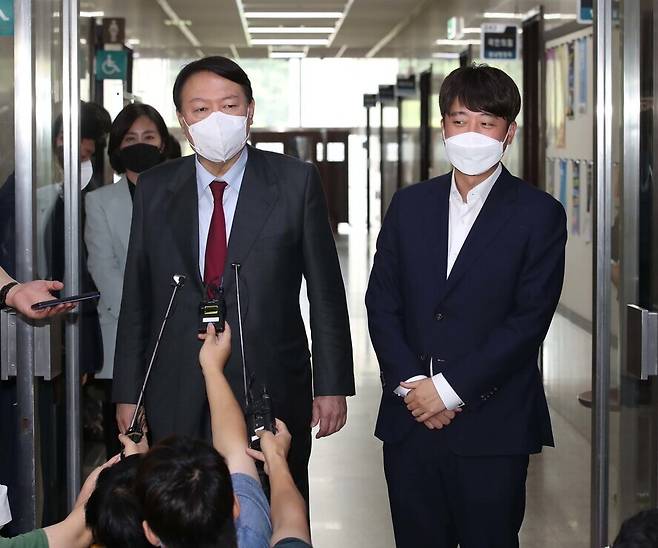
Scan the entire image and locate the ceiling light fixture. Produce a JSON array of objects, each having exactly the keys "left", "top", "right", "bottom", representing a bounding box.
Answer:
[
  {"left": 245, "top": 12, "right": 343, "bottom": 19},
  {"left": 270, "top": 51, "right": 306, "bottom": 58},
  {"left": 251, "top": 38, "right": 329, "bottom": 45},
  {"left": 543, "top": 13, "right": 578, "bottom": 20},
  {"left": 156, "top": 0, "right": 203, "bottom": 50},
  {"left": 483, "top": 12, "right": 525, "bottom": 19},
  {"left": 248, "top": 27, "right": 335, "bottom": 33},
  {"left": 435, "top": 39, "right": 480, "bottom": 46},
  {"left": 462, "top": 27, "right": 480, "bottom": 34},
  {"left": 484, "top": 11, "right": 577, "bottom": 20},
  {"left": 432, "top": 52, "right": 460, "bottom": 59},
  {"left": 80, "top": 10, "right": 104, "bottom": 17}
]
